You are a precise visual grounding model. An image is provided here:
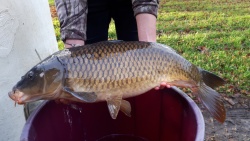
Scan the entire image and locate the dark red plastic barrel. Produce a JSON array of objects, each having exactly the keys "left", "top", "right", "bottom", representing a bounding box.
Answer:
[{"left": 21, "top": 87, "right": 204, "bottom": 141}]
